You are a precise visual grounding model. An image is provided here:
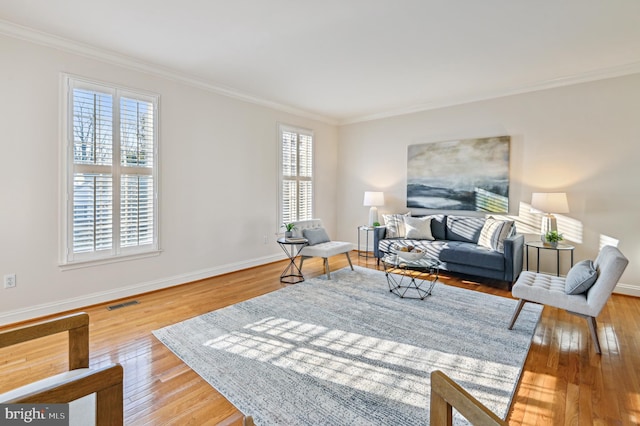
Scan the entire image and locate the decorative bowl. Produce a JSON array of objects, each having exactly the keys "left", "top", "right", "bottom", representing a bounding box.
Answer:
[{"left": 395, "top": 250, "right": 426, "bottom": 261}]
